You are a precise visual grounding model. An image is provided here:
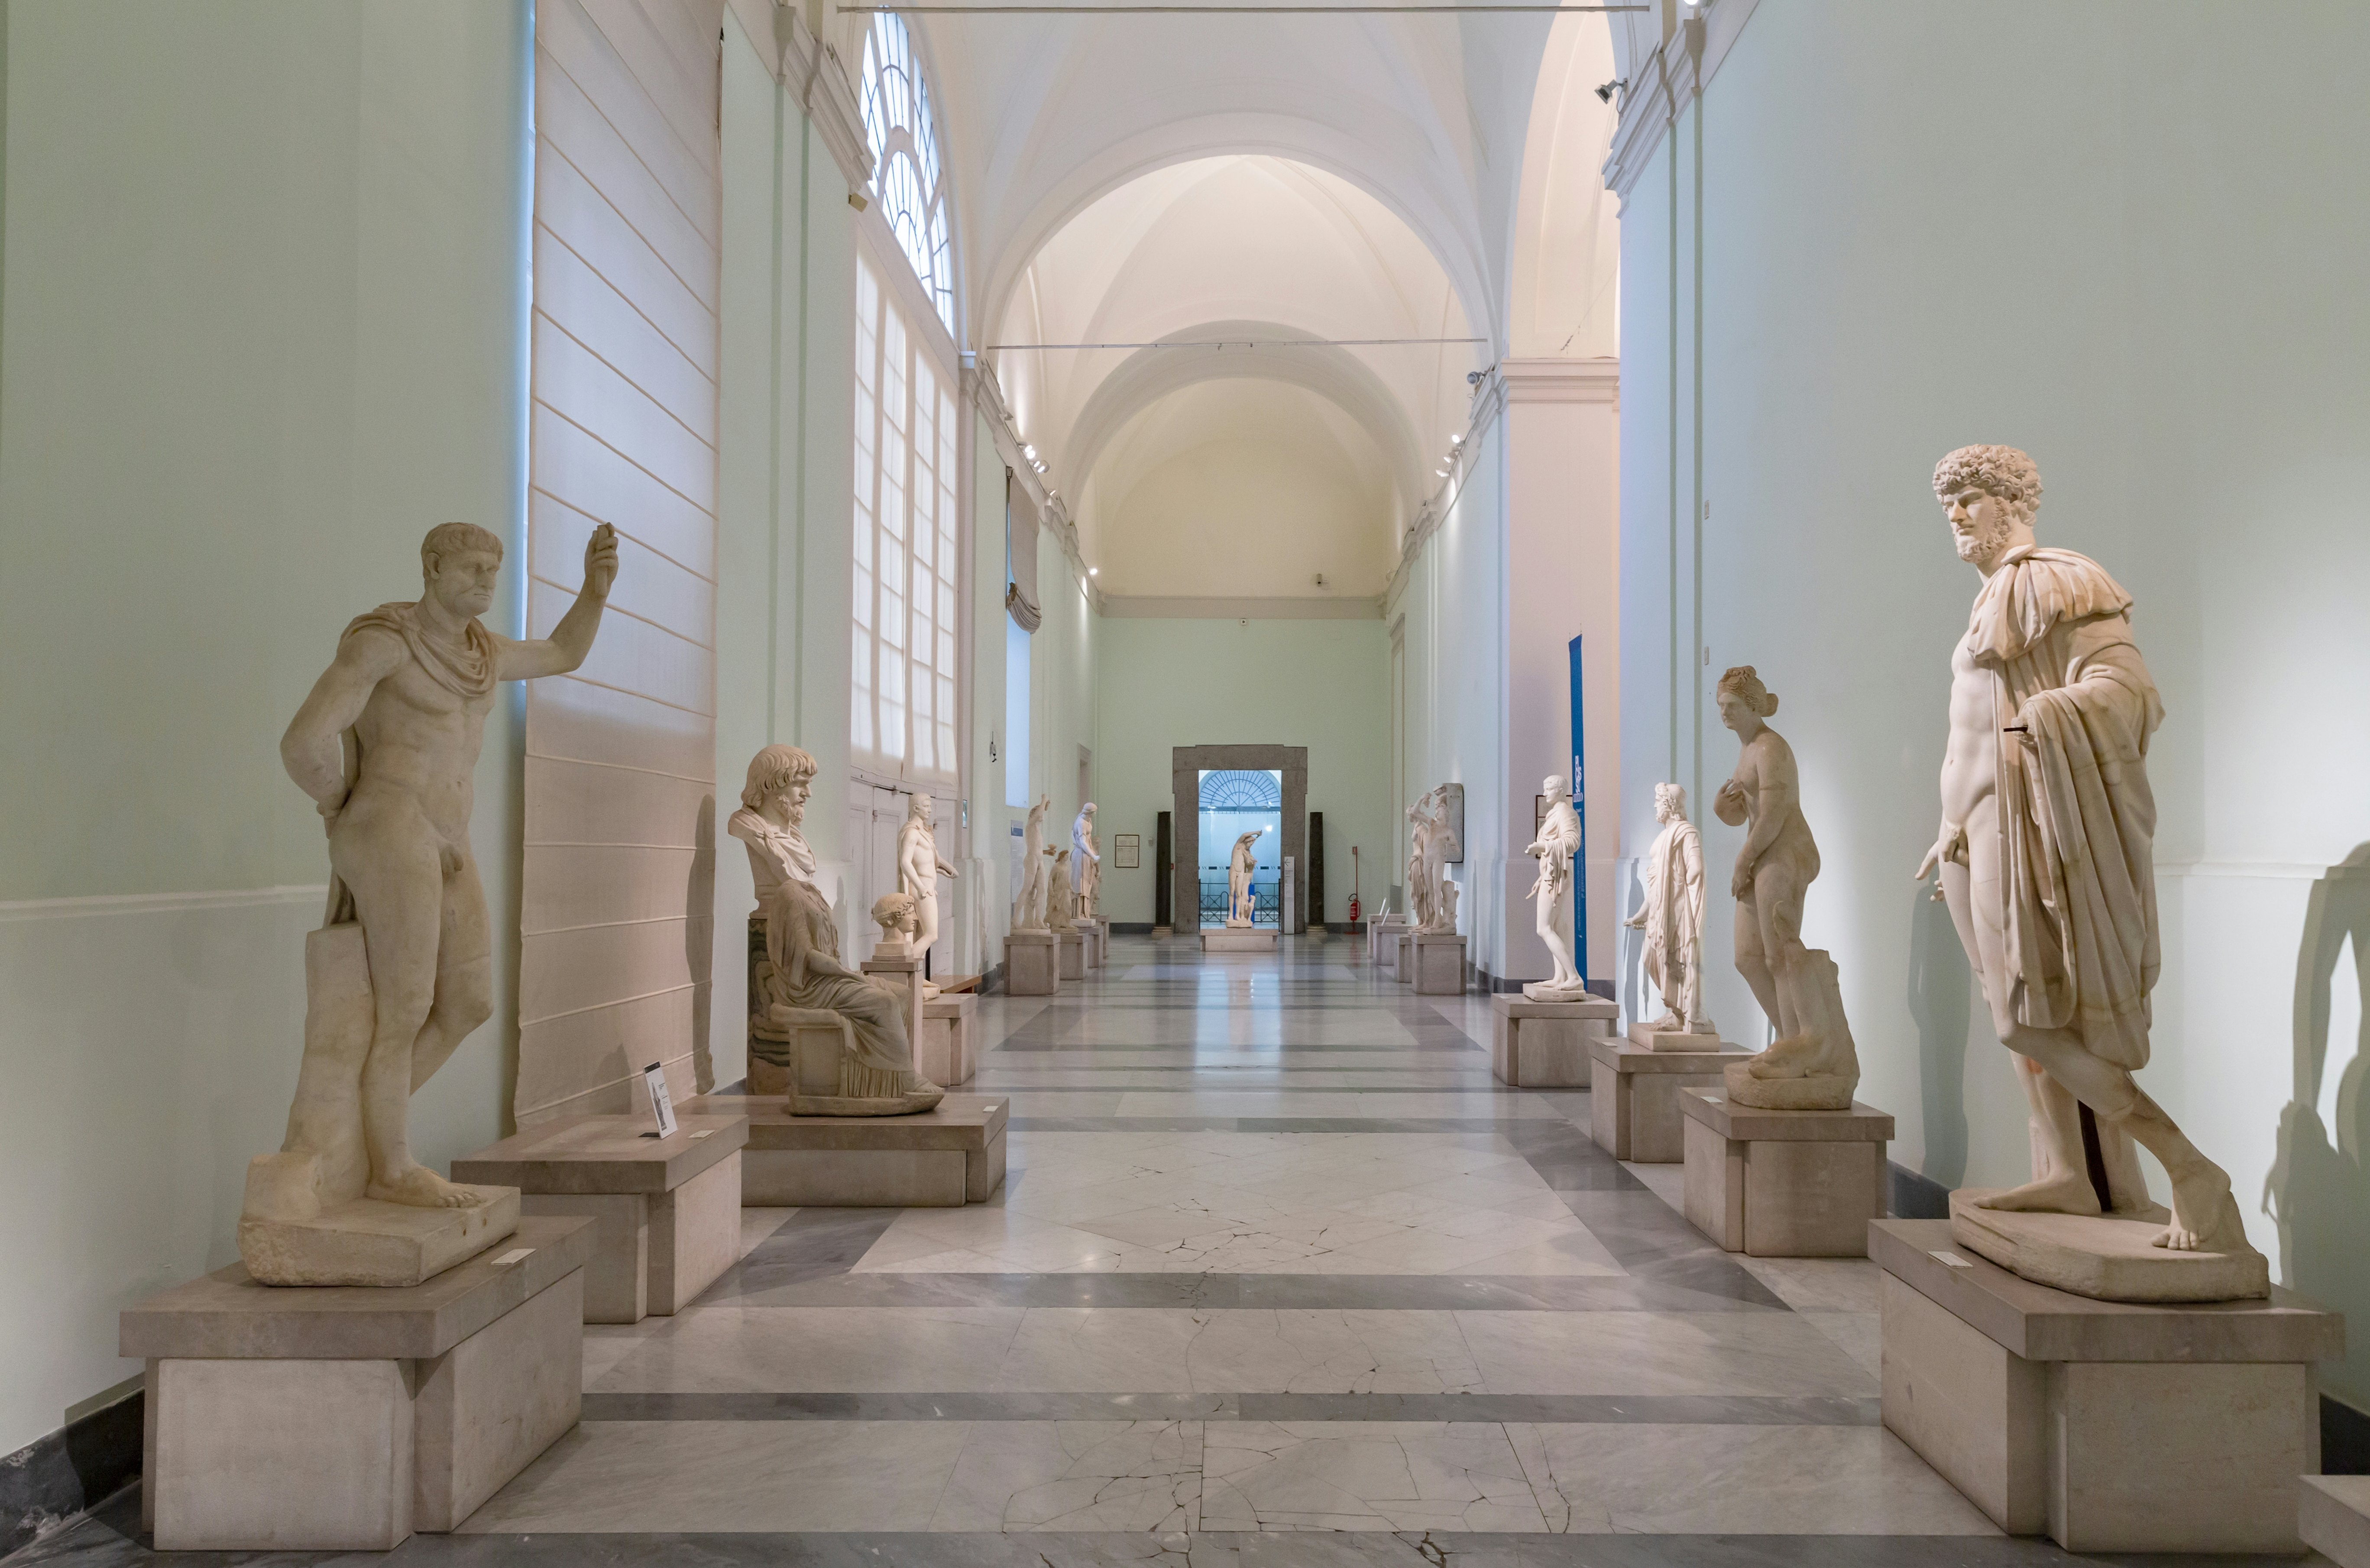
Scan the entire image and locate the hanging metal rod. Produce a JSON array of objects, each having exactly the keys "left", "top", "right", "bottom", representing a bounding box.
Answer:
[
  {"left": 844, "top": 6, "right": 1648, "bottom": 14},
  {"left": 984, "top": 336, "right": 1489, "bottom": 349}
]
